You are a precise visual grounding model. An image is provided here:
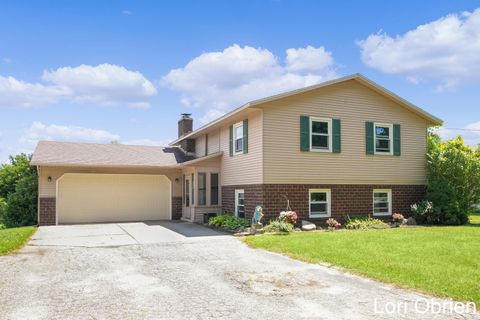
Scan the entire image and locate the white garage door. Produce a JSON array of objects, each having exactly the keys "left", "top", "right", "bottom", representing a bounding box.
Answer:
[{"left": 57, "top": 173, "right": 171, "bottom": 224}]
